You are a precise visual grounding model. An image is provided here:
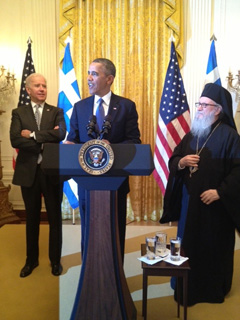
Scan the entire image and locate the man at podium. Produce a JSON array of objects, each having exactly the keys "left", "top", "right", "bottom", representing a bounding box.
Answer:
[{"left": 65, "top": 58, "right": 141, "bottom": 261}]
